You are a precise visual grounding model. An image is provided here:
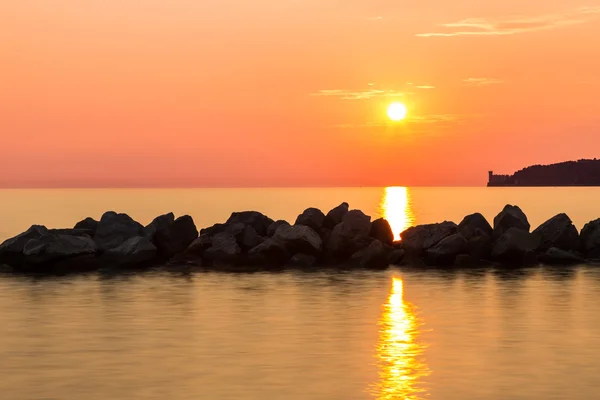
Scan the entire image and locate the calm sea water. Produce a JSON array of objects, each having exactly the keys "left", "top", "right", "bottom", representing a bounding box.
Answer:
[{"left": 2, "top": 187, "right": 600, "bottom": 399}]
